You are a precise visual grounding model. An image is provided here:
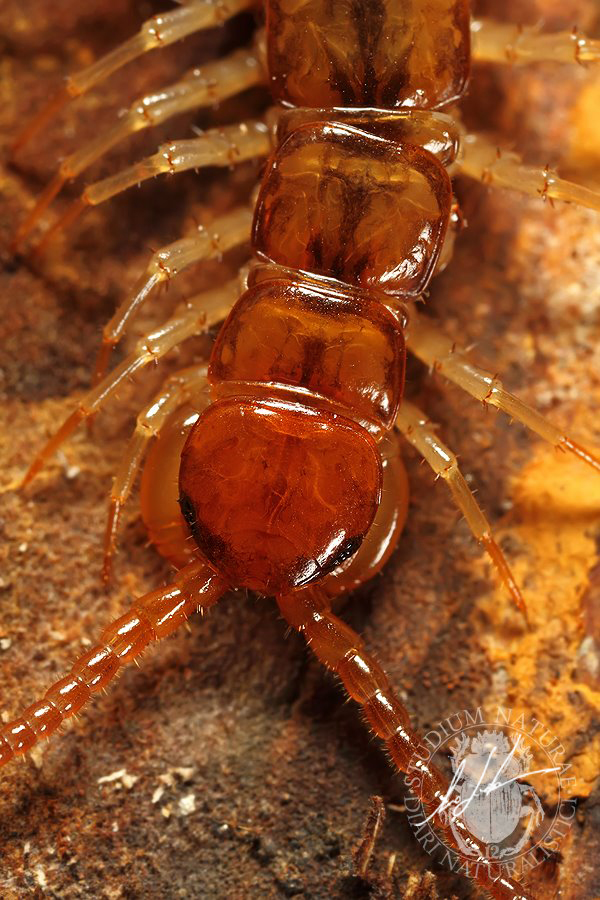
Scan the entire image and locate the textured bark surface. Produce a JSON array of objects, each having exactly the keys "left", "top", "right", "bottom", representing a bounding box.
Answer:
[{"left": 0, "top": 1, "right": 599, "bottom": 898}]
